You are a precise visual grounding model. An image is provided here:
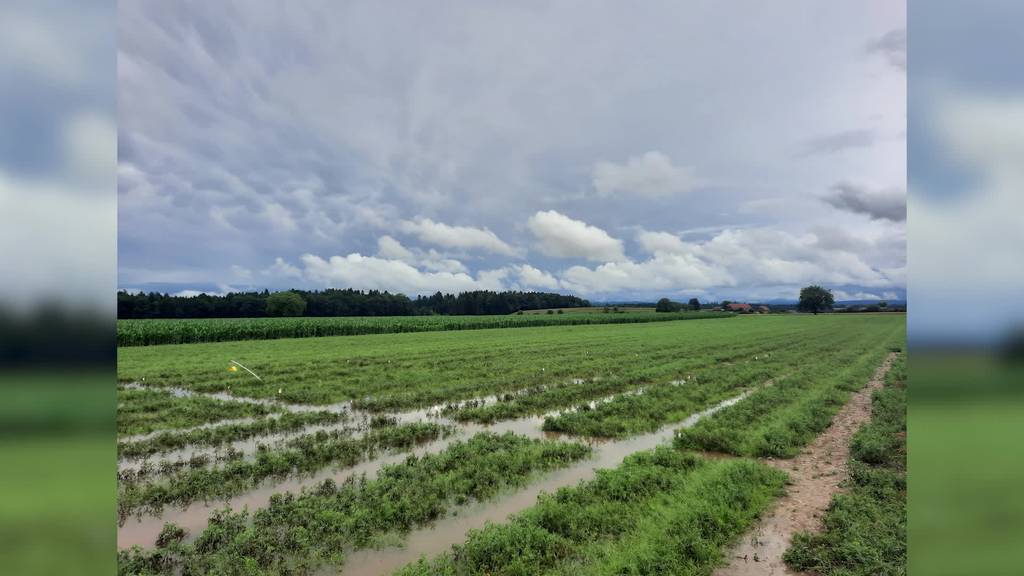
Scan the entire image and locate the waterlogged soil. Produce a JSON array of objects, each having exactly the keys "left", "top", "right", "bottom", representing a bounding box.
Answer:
[
  {"left": 712, "top": 352, "right": 897, "bottom": 576},
  {"left": 116, "top": 382, "right": 756, "bottom": 550},
  {"left": 334, "top": 392, "right": 754, "bottom": 576}
]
